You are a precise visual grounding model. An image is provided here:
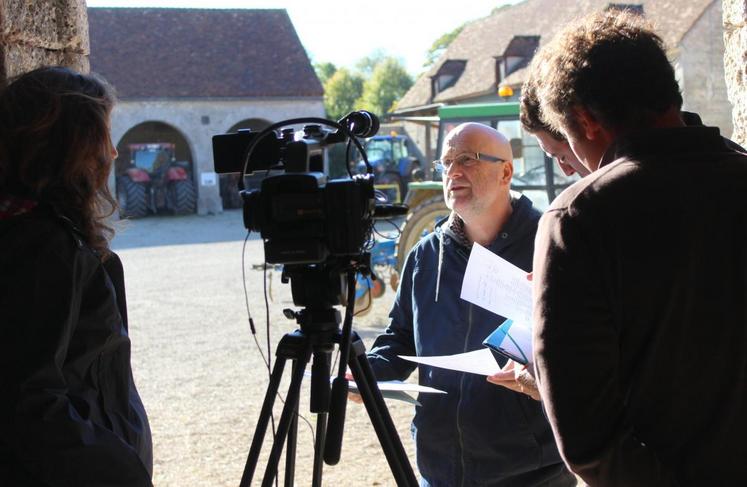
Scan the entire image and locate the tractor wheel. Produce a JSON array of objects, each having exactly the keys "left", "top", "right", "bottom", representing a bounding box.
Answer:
[
  {"left": 396, "top": 196, "right": 450, "bottom": 272},
  {"left": 117, "top": 176, "right": 149, "bottom": 218},
  {"left": 171, "top": 179, "right": 197, "bottom": 215}
]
